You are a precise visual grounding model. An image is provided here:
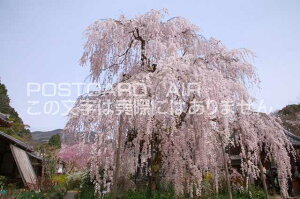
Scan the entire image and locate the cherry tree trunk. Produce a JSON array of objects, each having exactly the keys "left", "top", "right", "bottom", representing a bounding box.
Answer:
[
  {"left": 221, "top": 142, "right": 232, "bottom": 199},
  {"left": 258, "top": 156, "right": 269, "bottom": 199},
  {"left": 112, "top": 115, "right": 124, "bottom": 199},
  {"left": 149, "top": 131, "right": 162, "bottom": 192},
  {"left": 214, "top": 172, "right": 219, "bottom": 195}
]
